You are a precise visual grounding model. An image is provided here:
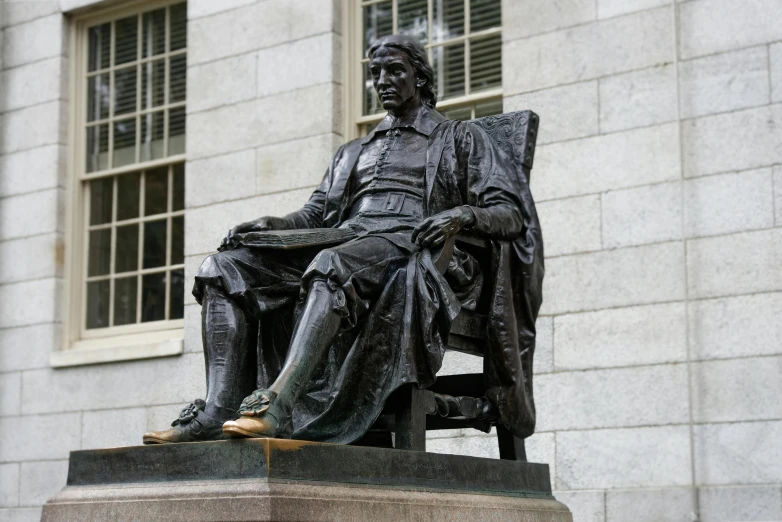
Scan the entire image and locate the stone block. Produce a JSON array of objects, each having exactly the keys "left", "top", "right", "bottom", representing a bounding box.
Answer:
[
  {"left": 689, "top": 292, "right": 782, "bottom": 361},
  {"left": 2, "top": 14, "right": 64, "bottom": 68},
  {"left": 775, "top": 166, "right": 782, "bottom": 225},
  {"left": 257, "top": 33, "right": 340, "bottom": 98},
  {"left": 553, "top": 490, "right": 604, "bottom": 522},
  {"left": 187, "top": 53, "right": 257, "bottom": 113},
  {"left": 597, "top": 0, "right": 668, "bottom": 19},
  {"left": 438, "top": 350, "right": 482, "bottom": 375},
  {"left": 599, "top": 64, "right": 677, "bottom": 133},
  {"left": 0, "top": 101, "right": 66, "bottom": 155},
  {"left": 81, "top": 408, "right": 148, "bottom": 450},
  {"left": 183, "top": 303, "right": 201, "bottom": 353},
  {"left": 504, "top": 7, "right": 672, "bottom": 94},
  {"left": 0, "top": 56, "right": 66, "bottom": 112},
  {"left": 537, "top": 195, "right": 601, "bottom": 256},
  {"left": 19, "top": 460, "right": 67, "bottom": 507},
  {"left": 0, "top": 373, "right": 21, "bottom": 417},
  {"left": 682, "top": 105, "right": 782, "bottom": 178},
  {"left": 686, "top": 228, "right": 782, "bottom": 299},
  {"left": 605, "top": 488, "right": 692, "bottom": 522},
  {"left": 691, "top": 356, "right": 782, "bottom": 423},
  {"left": 186, "top": 84, "right": 339, "bottom": 160},
  {"left": 698, "top": 485, "right": 782, "bottom": 522},
  {"left": 542, "top": 241, "right": 685, "bottom": 315},
  {"left": 694, "top": 421, "right": 782, "bottom": 485},
  {"left": 684, "top": 168, "right": 774, "bottom": 238},
  {"left": 256, "top": 133, "right": 342, "bottom": 195},
  {"left": 555, "top": 302, "right": 687, "bottom": 370},
  {"left": 678, "top": 0, "right": 782, "bottom": 59},
  {"left": 0, "top": 234, "right": 63, "bottom": 285},
  {"left": 21, "top": 353, "right": 205, "bottom": 415},
  {"left": 602, "top": 181, "right": 682, "bottom": 248},
  {"left": 0, "top": 464, "right": 18, "bottom": 508},
  {"left": 146, "top": 403, "right": 185, "bottom": 432},
  {"left": 532, "top": 123, "right": 680, "bottom": 201},
  {"left": 525, "top": 432, "right": 555, "bottom": 478},
  {"left": 0, "top": 188, "right": 62, "bottom": 240},
  {"left": 535, "top": 316, "right": 554, "bottom": 374},
  {"left": 2, "top": 1, "right": 59, "bottom": 27},
  {"left": 535, "top": 364, "right": 689, "bottom": 431},
  {"left": 0, "top": 145, "right": 64, "bottom": 198},
  {"left": 188, "top": 0, "right": 335, "bottom": 65},
  {"left": 0, "top": 413, "right": 80, "bottom": 462},
  {"left": 0, "top": 508, "right": 42, "bottom": 522},
  {"left": 502, "top": 0, "right": 595, "bottom": 41},
  {"left": 0, "top": 278, "right": 60, "bottom": 329},
  {"left": 426, "top": 434, "right": 499, "bottom": 459},
  {"left": 679, "top": 46, "right": 771, "bottom": 120},
  {"left": 557, "top": 425, "right": 691, "bottom": 489},
  {"left": 187, "top": 0, "right": 256, "bottom": 19},
  {"left": 772, "top": 43, "right": 782, "bottom": 103},
  {"left": 0, "top": 324, "right": 58, "bottom": 372},
  {"left": 185, "top": 187, "right": 315, "bottom": 255},
  {"left": 185, "top": 149, "right": 257, "bottom": 208},
  {"left": 504, "top": 81, "right": 598, "bottom": 145}
]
